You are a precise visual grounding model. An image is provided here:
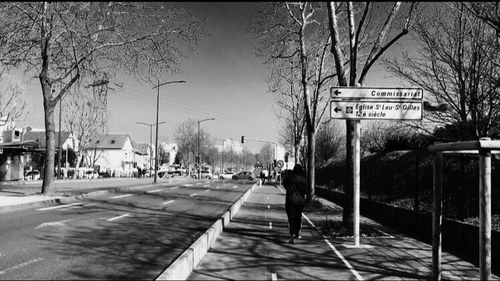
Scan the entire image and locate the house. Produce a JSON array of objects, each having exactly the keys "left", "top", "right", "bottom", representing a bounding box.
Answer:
[
  {"left": 0, "top": 127, "right": 41, "bottom": 181},
  {"left": 132, "top": 141, "right": 151, "bottom": 171},
  {"left": 83, "top": 134, "right": 135, "bottom": 177}
]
